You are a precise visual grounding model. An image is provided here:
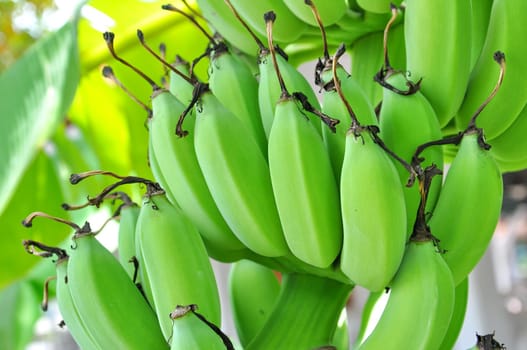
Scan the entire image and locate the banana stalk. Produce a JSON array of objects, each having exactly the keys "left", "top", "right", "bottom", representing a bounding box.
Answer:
[{"left": 246, "top": 273, "right": 353, "bottom": 350}]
